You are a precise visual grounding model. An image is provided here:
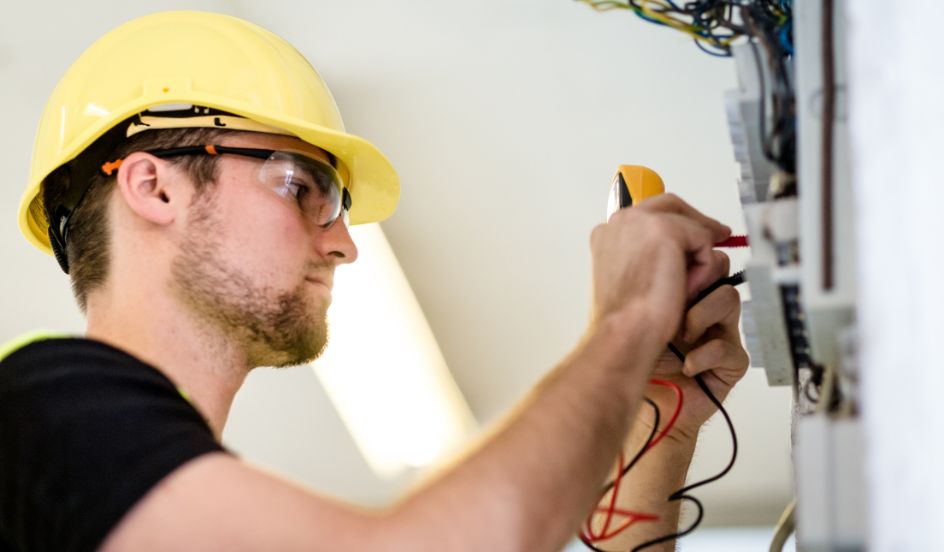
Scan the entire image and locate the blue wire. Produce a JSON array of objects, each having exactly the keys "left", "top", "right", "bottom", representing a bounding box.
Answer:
[
  {"left": 614, "top": 0, "right": 793, "bottom": 60},
  {"left": 631, "top": 8, "right": 670, "bottom": 27},
  {"left": 693, "top": 38, "right": 732, "bottom": 57},
  {"left": 779, "top": 20, "right": 793, "bottom": 56}
]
